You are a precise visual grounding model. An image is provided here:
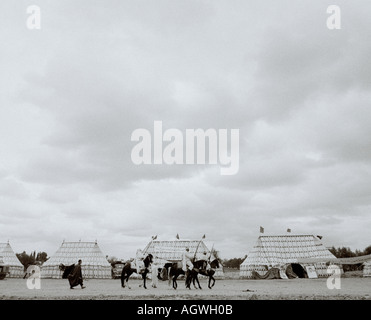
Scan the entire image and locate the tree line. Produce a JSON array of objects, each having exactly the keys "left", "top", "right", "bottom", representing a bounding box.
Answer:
[
  {"left": 329, "top": 245, "right": 371, "bottom": 271},
  {"left": 222, "top": 256, "right": 247, "bottom": 269},
  {"left": 16, "top": 251, "right": 49, "bottom": 269}
]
